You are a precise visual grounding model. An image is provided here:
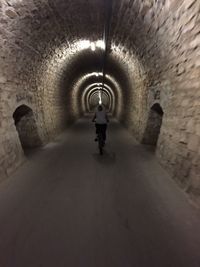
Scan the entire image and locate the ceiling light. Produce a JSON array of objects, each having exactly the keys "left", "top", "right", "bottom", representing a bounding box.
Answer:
[
  {"left": 91, "top": 42, "right": 96, "bottom": 51},
  {"left": 96, "top": 40, "right": 106, "bottom": 50}
]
